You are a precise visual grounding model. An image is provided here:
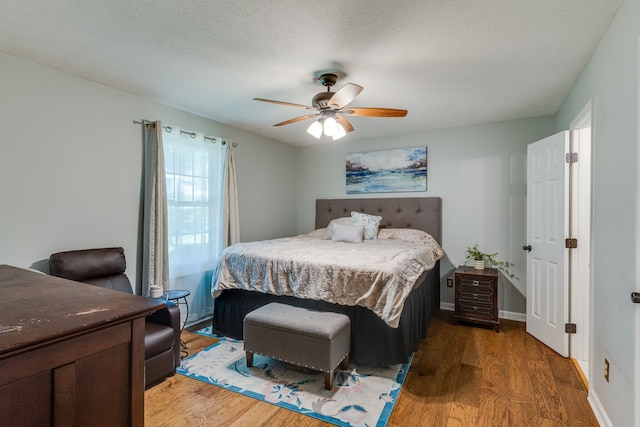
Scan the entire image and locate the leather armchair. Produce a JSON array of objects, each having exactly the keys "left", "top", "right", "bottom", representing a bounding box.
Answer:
[{"left": 49, "top": 247, "right": 181, "bottom": 387}]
